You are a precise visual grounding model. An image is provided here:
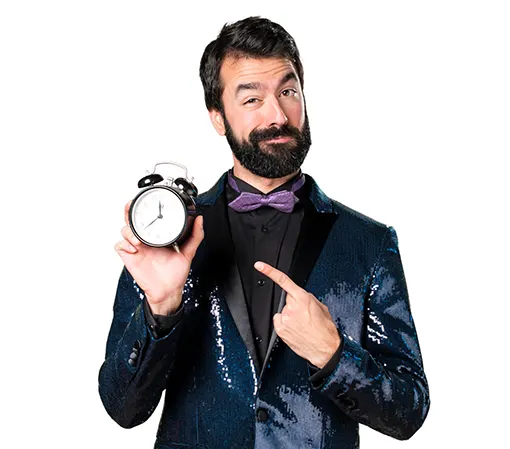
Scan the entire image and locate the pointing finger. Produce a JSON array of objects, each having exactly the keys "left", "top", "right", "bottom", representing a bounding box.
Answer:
[{"left": 254, "top": 261, "right": 303, "bottom": 299}]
